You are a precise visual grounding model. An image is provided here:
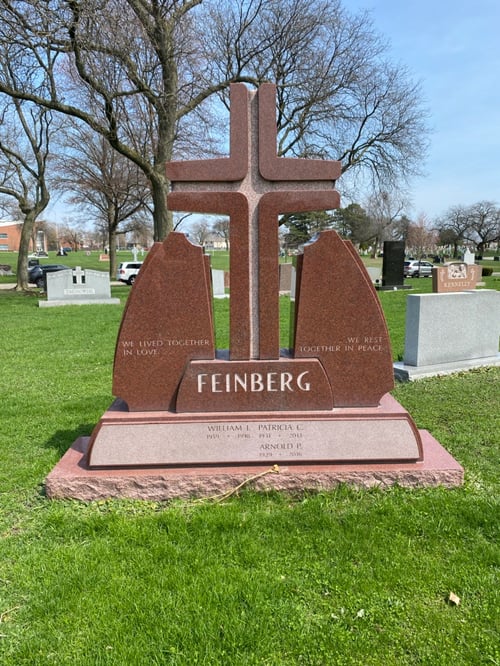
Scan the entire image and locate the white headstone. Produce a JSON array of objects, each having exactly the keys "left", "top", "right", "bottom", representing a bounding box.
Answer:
[
  {"left": 366, "top": 267, "right": 382, "bottom": 285},
  {"left": 211, "top": 269, "right": 226, "bottom": 298},
  {"left": 463, "top": 249, "right": 475, "bottom": 265}
]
